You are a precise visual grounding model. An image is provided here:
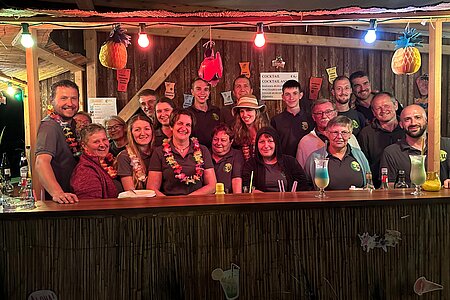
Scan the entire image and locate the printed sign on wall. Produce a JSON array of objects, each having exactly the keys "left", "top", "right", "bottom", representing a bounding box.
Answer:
[
  {"left": 88, "top": 98, "right": 117, "bottom": 125},
  {"left": 260, "top": 72, "right": 299, "bottom": 100}
]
